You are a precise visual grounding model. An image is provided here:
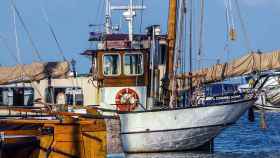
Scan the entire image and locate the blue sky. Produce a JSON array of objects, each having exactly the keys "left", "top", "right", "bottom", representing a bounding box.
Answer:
[{"left": 0, "top": 0, "right": 279, "bottom": 73}]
